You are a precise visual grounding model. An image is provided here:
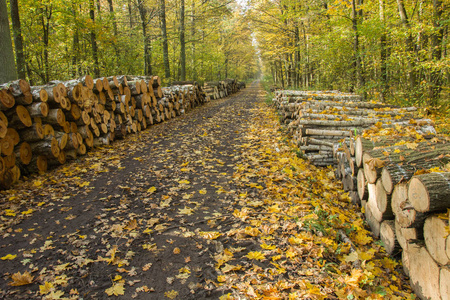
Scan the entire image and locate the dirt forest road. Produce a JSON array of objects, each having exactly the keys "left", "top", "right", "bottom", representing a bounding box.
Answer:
[{"left": 0, "top": 82, "right": 414, "bottom": 299}]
